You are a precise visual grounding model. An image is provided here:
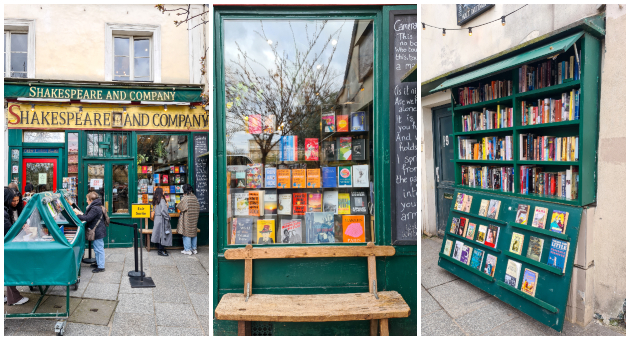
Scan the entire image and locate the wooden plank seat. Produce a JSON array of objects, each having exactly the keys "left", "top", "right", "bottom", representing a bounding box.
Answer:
[
  {"left": 215, "top": 243, "right": 410, "bottom": 336},
  {"left": 141, "top": 217, "right": 200, "bottom": 252}
]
